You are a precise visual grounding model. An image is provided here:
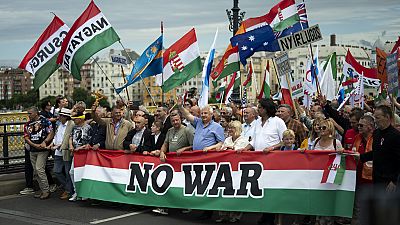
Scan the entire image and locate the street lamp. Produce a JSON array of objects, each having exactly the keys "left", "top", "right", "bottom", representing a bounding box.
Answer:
[{"left": 226, "top": 0, "right": 245, "bottom": 103}]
